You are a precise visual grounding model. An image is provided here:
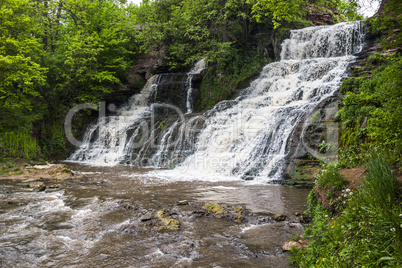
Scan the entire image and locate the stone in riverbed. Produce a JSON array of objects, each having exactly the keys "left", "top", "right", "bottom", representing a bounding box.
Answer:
[
  {"left": 274, "top": 214, "right": 287, "bottom": 221},
  {"left": 140, "top": 216, "right": 152, "bottom": 222},
  {"left": 35, "top": 185, "right": 47, "bottom": 192},
  {"left": 299, "top": 215, "right": 311, "bottom": 223},
  {"left": 282, "top": 241, "right": 302, "bottom": 251},
  {"left": 203, "top": 203, "right": 225, "bottom": 218},
  {"left": 155, "top": 209, "right": 180, "bottom": 230},
  {"left": 177, "top": 200, "right": 189, "bottom": 206}
]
